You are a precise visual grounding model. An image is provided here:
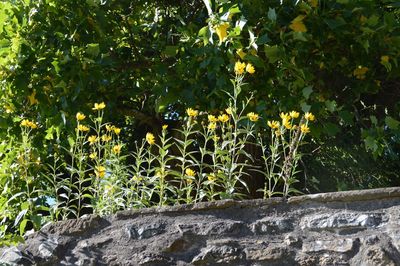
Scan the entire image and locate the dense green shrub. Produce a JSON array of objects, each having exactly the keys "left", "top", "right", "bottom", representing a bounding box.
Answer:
[{"left": 0, "top": 0, "right": 399, "bottom": 245}]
